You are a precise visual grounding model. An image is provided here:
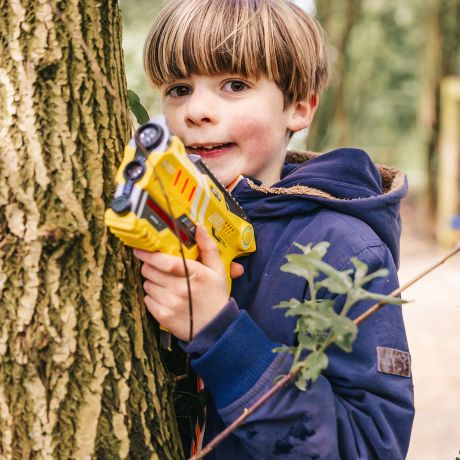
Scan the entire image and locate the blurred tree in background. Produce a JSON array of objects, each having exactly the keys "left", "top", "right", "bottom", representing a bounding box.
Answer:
[
  {"left": 120, "top": 0, "right": 162, "bottom": 115},
  {"left": 311, "top": 0, "right": 426, "bottom": 170},
  {"left": 422, "top": 0, "right": 460, "bottom": 215},
  {"left": 121, "top": 0, "right": 460, "bottom": 221},
  {"left": 312, "top": 0, "right": 460, "bottom": 220}
]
